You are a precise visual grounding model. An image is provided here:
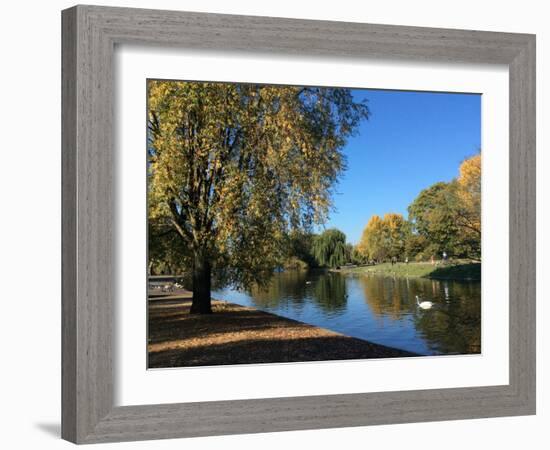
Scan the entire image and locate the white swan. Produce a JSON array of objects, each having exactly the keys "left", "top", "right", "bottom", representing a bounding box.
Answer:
[{"left": 415, "top": 295, "right": 434, "bottom": 310}]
